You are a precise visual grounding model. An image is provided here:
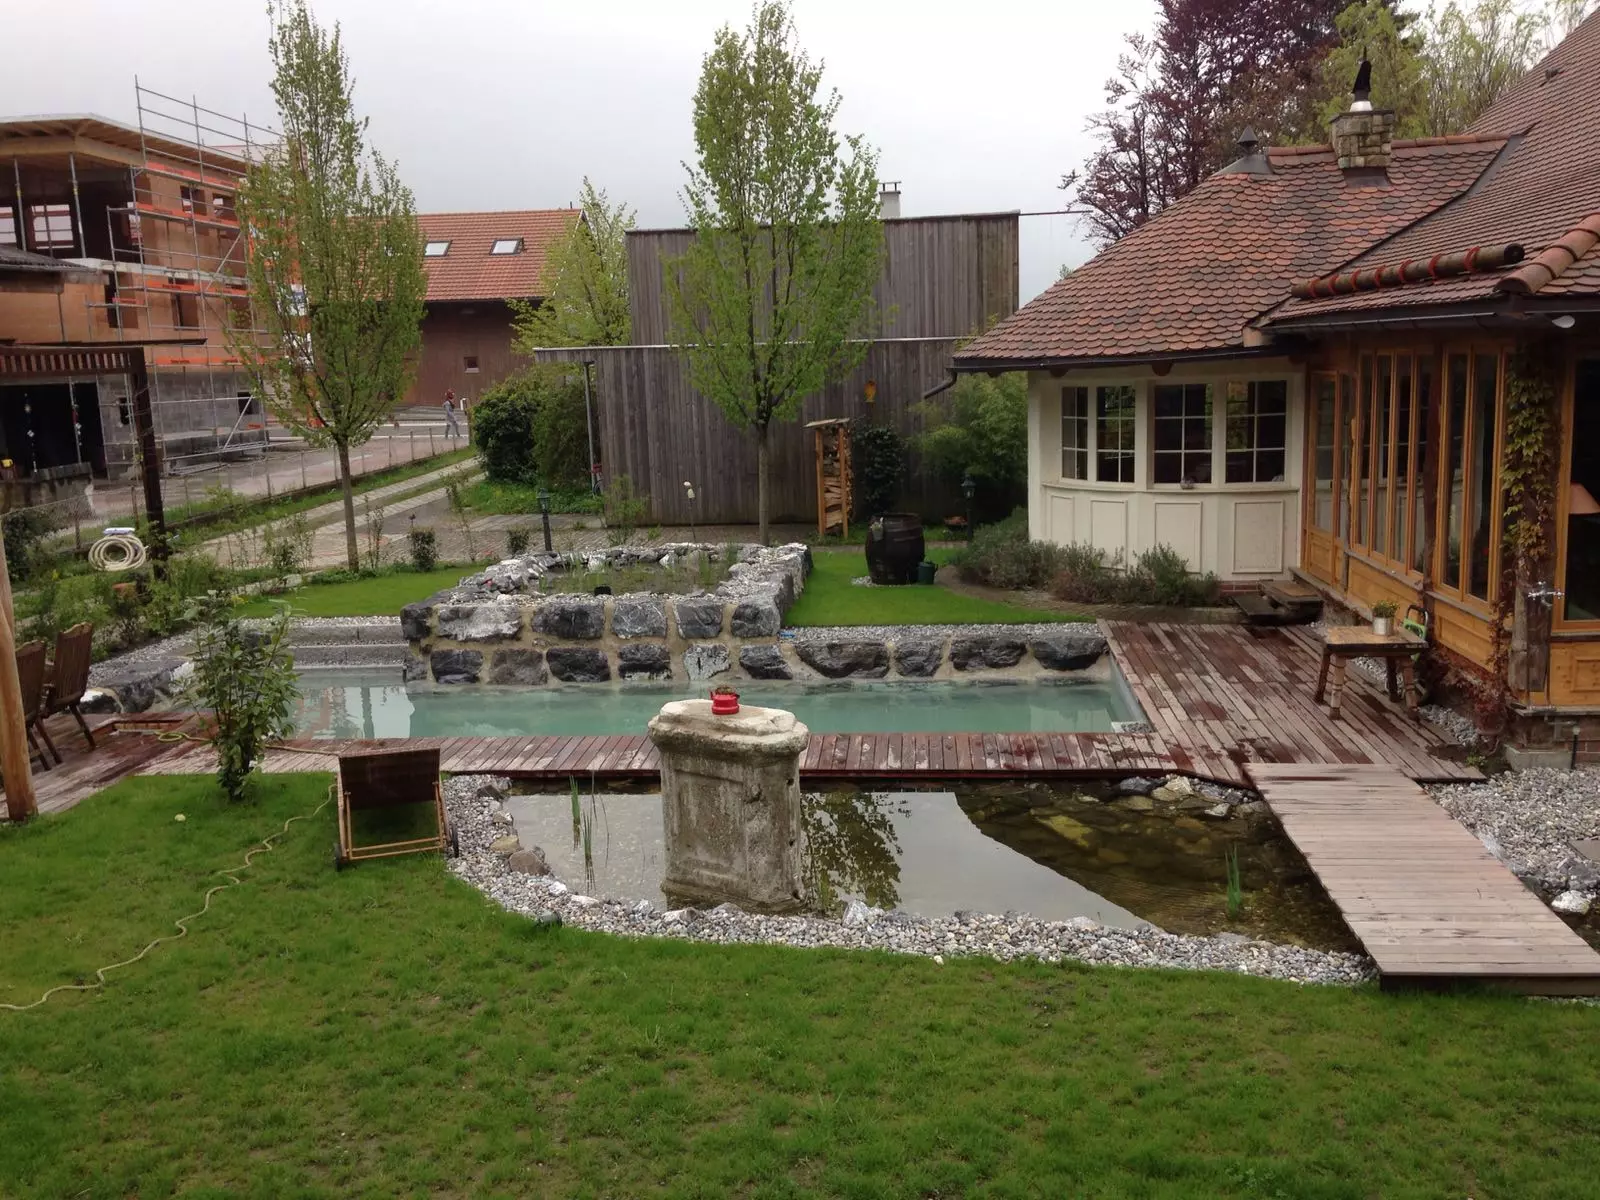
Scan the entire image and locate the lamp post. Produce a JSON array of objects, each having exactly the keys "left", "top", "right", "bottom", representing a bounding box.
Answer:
[
  {"left": 961, "top": 473, "right": 976, "bottom": 541},
  {"left": 537, "top": 487, "right": 553, "bottom": 552}
]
